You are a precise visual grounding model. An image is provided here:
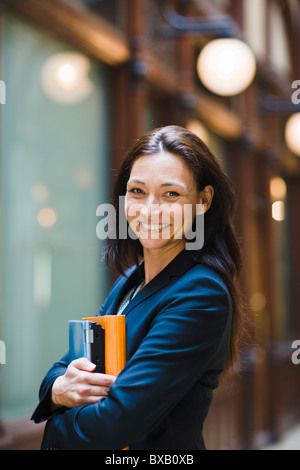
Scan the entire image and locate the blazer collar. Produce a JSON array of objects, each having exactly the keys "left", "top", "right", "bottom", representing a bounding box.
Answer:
[{"left": 110, "top": 249, "right": 197, "bottom": 316}]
